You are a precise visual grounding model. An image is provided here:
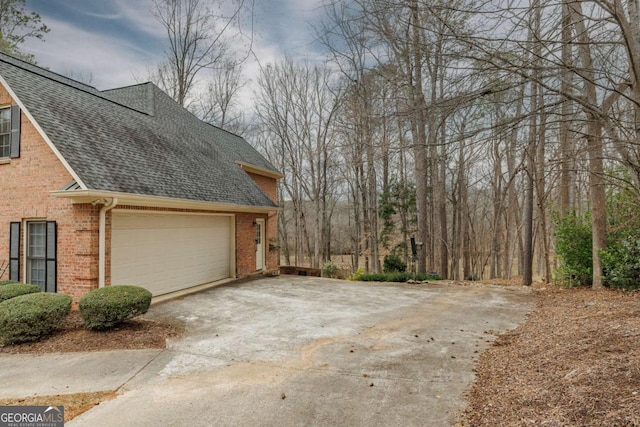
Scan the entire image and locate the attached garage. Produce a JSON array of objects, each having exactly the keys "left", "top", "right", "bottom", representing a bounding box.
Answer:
[{"left": 111, "top": 212, "right": 234, "bottom": 296}]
